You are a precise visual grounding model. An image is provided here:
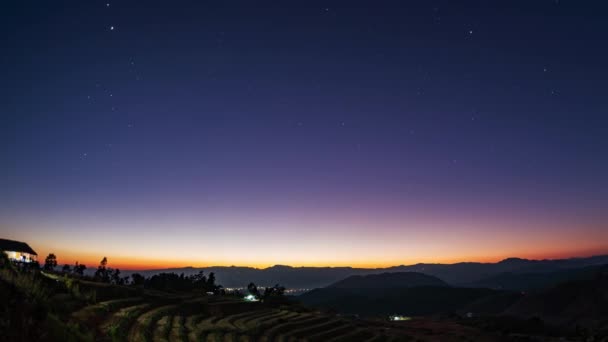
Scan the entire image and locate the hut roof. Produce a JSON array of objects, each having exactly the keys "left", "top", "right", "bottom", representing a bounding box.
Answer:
[{"left": 0, "top": 238, "right": 37, "bottom": 255}]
